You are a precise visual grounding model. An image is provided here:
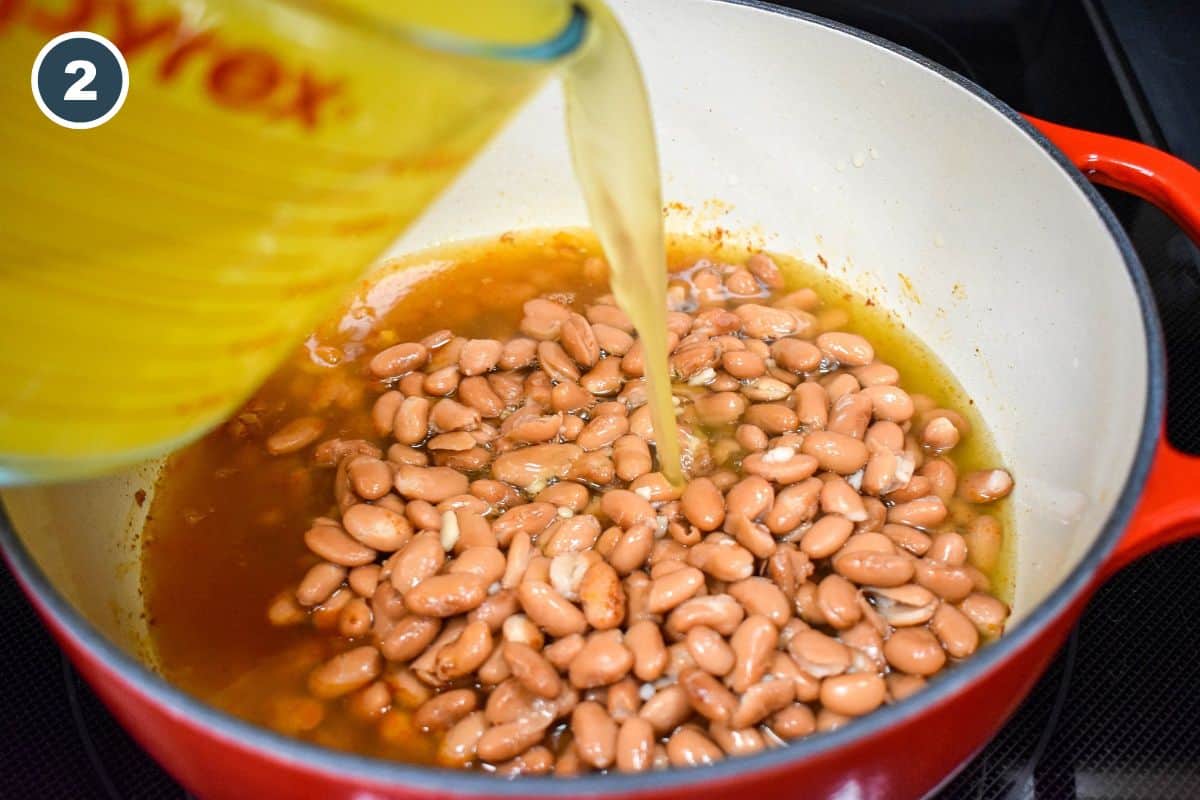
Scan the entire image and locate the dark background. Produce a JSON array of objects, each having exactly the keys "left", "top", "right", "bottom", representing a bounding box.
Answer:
[{"left": 2, "top": 1, "right": 1198, "bottom": 797}]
